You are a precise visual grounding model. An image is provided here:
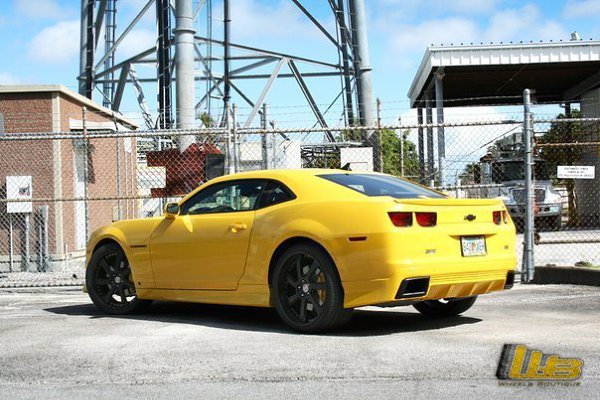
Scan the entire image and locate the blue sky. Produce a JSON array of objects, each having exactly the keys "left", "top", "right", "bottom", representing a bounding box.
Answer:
[{"left": 1, "top": 0, "right": 599, "bottom": 127}]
